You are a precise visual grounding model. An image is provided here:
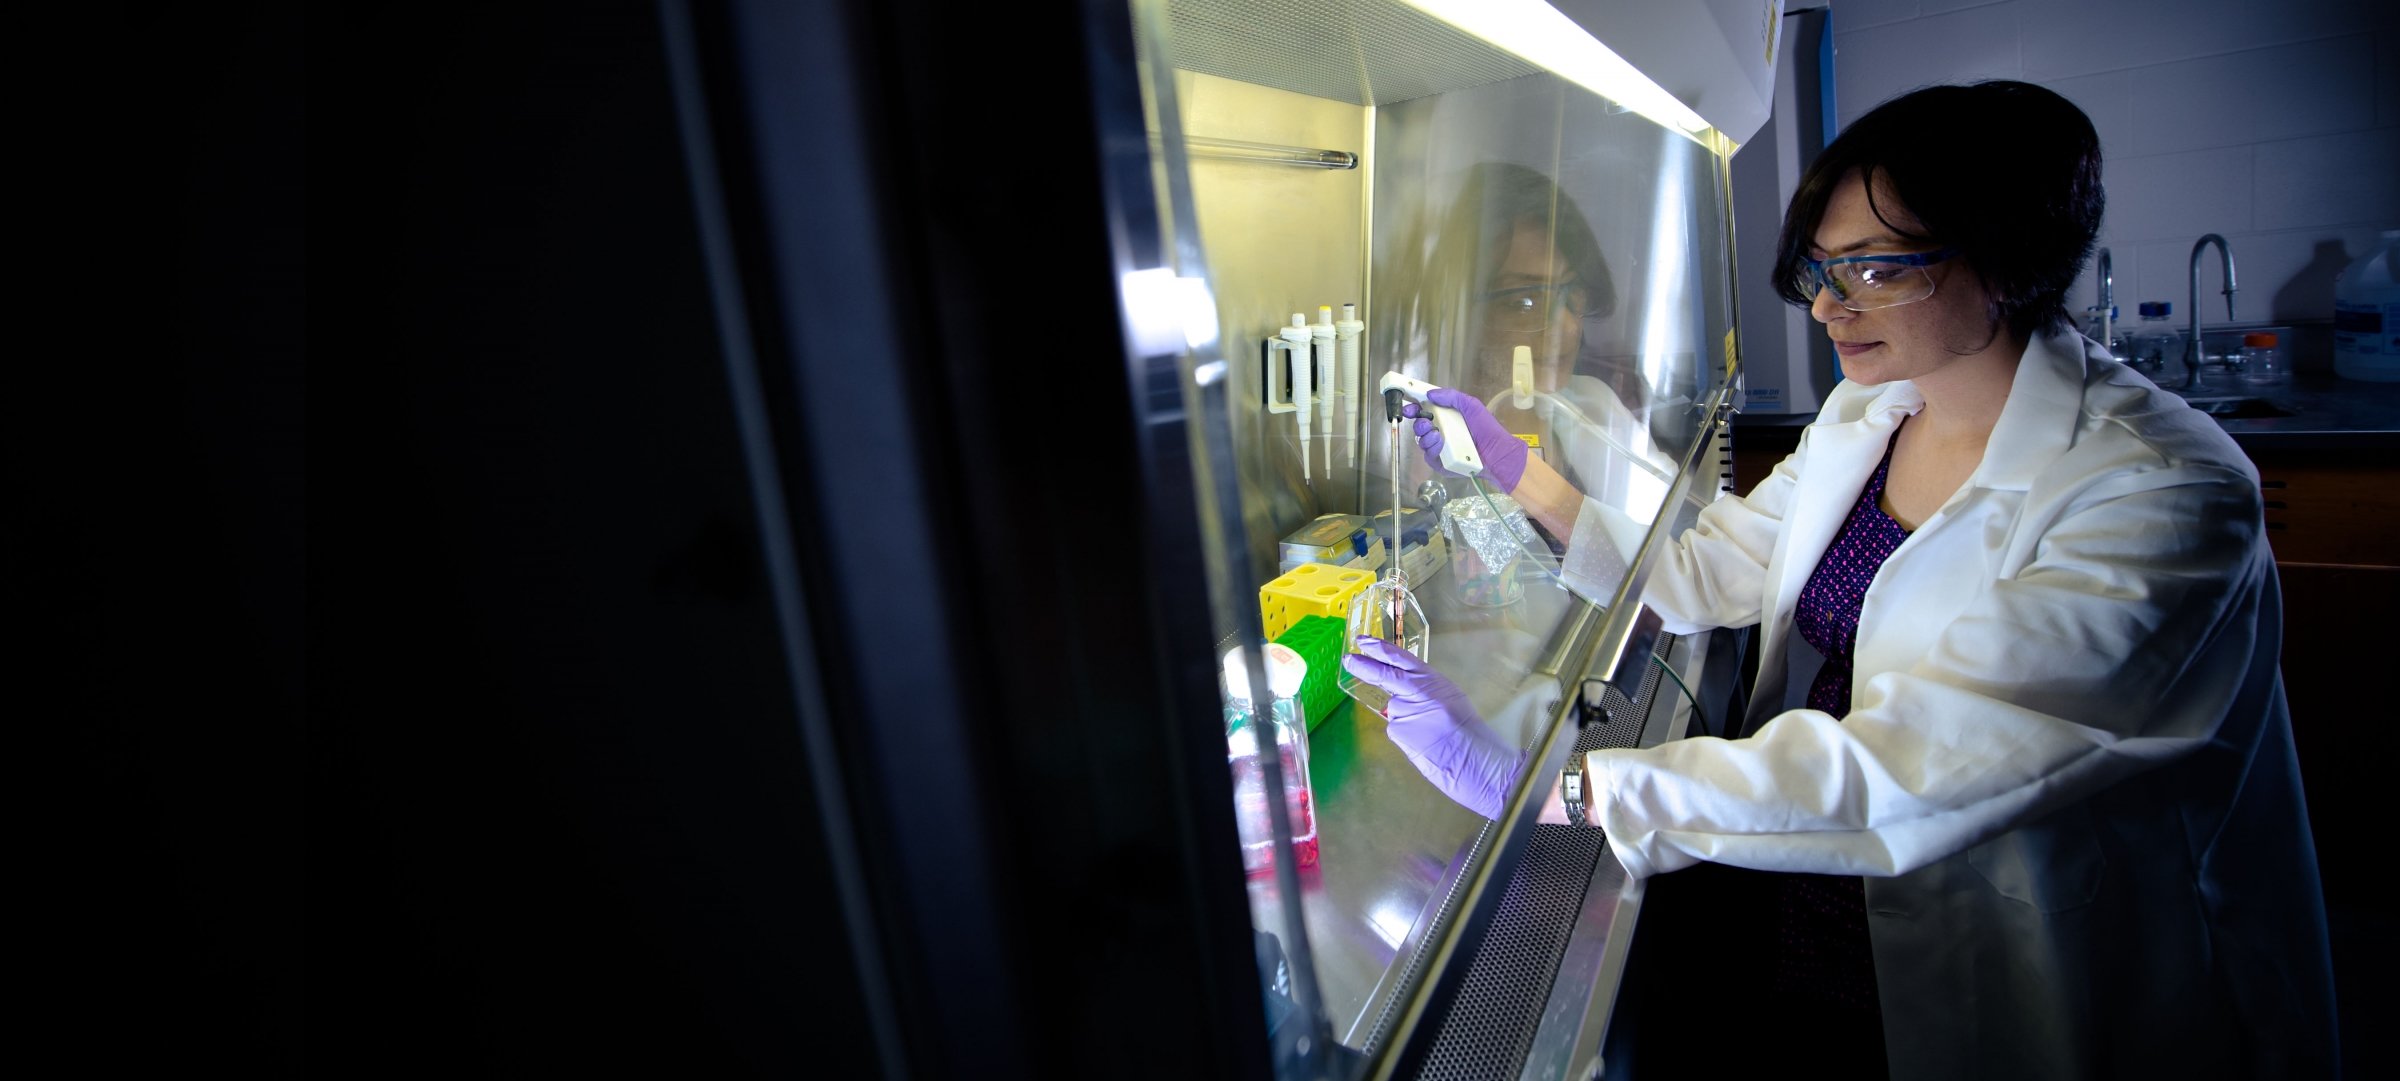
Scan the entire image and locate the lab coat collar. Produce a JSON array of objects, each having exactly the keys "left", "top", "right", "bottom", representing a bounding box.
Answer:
[
  {"left": 1827, "top": 326, "right": 2089, "bottom": 492},
  {"left": 1967, "top": 327, "right": 2089, "bottom": 492},
  {"left": 1743, "top": 328, "right": 2089, "bottom": 733},
  {"left": 1838, "top": 377, "right": 1926, "bottom": 425}
]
